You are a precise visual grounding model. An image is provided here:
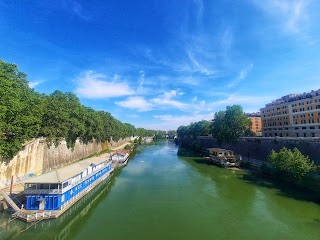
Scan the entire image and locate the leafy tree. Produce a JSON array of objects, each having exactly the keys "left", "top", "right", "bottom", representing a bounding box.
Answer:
[
  {"left": 0, "top": 60, "right": 44, "bottom": 159},
  {"left": 211, "top": 105, "right": 251, "bottom": 144},
  {"left": 0, "top": 59, "right": 155, "bottom": 159},
  {"left": 177, "top": 120, "right": 210, "bottom": 138},
  {"left": 267, "top": 147, "right": 318, "bottom": 180}
]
